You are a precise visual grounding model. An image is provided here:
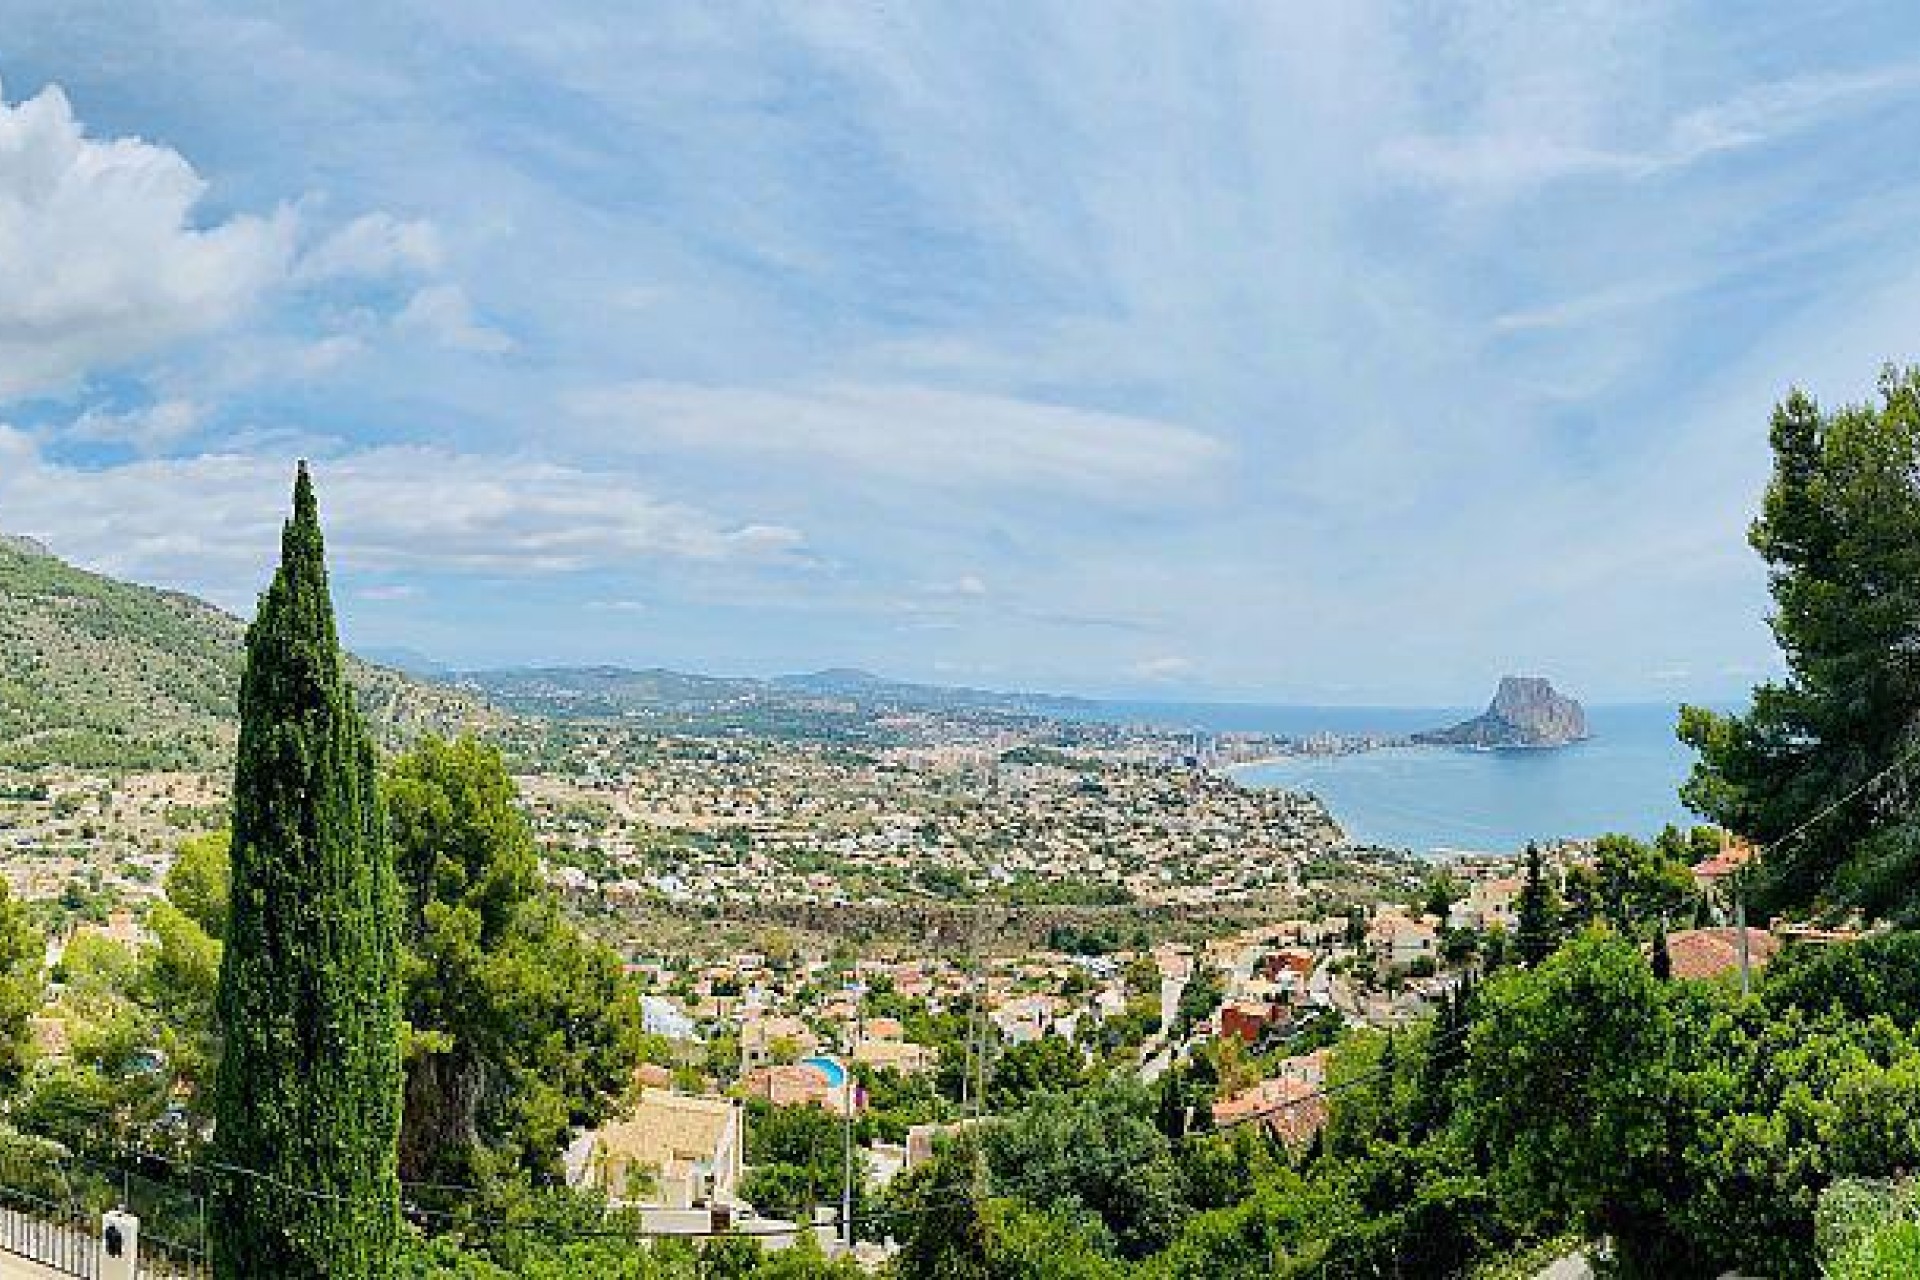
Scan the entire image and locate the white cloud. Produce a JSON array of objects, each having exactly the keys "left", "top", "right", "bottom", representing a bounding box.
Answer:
[
  {"left": 295, "top": 212, "right": 443, "bottom": 282},
  {"left": 67, "top": 399, "right": 203, "bottom": 453},
  {"left": 394, "top": 284, "right": 513, "bottom": 353},
  {"left": 586, "top": 599, "right": 648, "bottom": 613},
  {"left": 356, "top": 583, "right": 417, "bottom": 602},
  {"left": 0, "top": 427, "right": 803, "bottom": 604},
  {"left": 572, "top": 381, "right": 1226, "bottom": 503},
  {"left": 0, "top": 77, "right": 296, "bottom": 399},
  {"left": 1386, "top": 61, "right": 1920, "bottom": 191}
]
